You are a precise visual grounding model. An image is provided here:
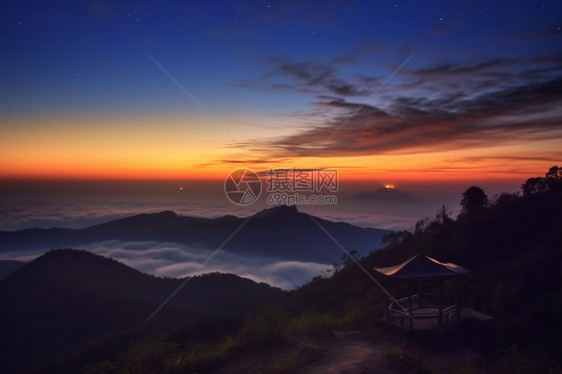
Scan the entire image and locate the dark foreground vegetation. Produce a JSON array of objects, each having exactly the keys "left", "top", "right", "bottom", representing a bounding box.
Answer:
[
  {"left": 0, "top": 251, "right": 283, "bottom": 373},
  {"left": 2, "top": 167, "right": 562, "bottom": 373}
]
